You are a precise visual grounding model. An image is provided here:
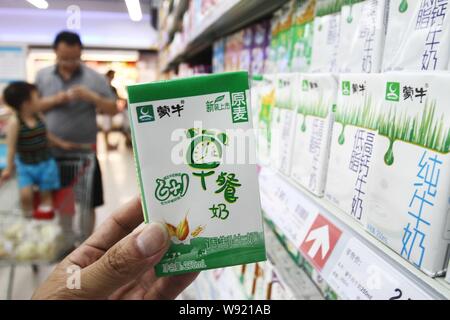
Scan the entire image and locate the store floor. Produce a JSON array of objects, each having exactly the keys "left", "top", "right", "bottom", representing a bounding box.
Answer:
[{"left": 0, "top": 132, "right": 138, "bottom": 299}]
